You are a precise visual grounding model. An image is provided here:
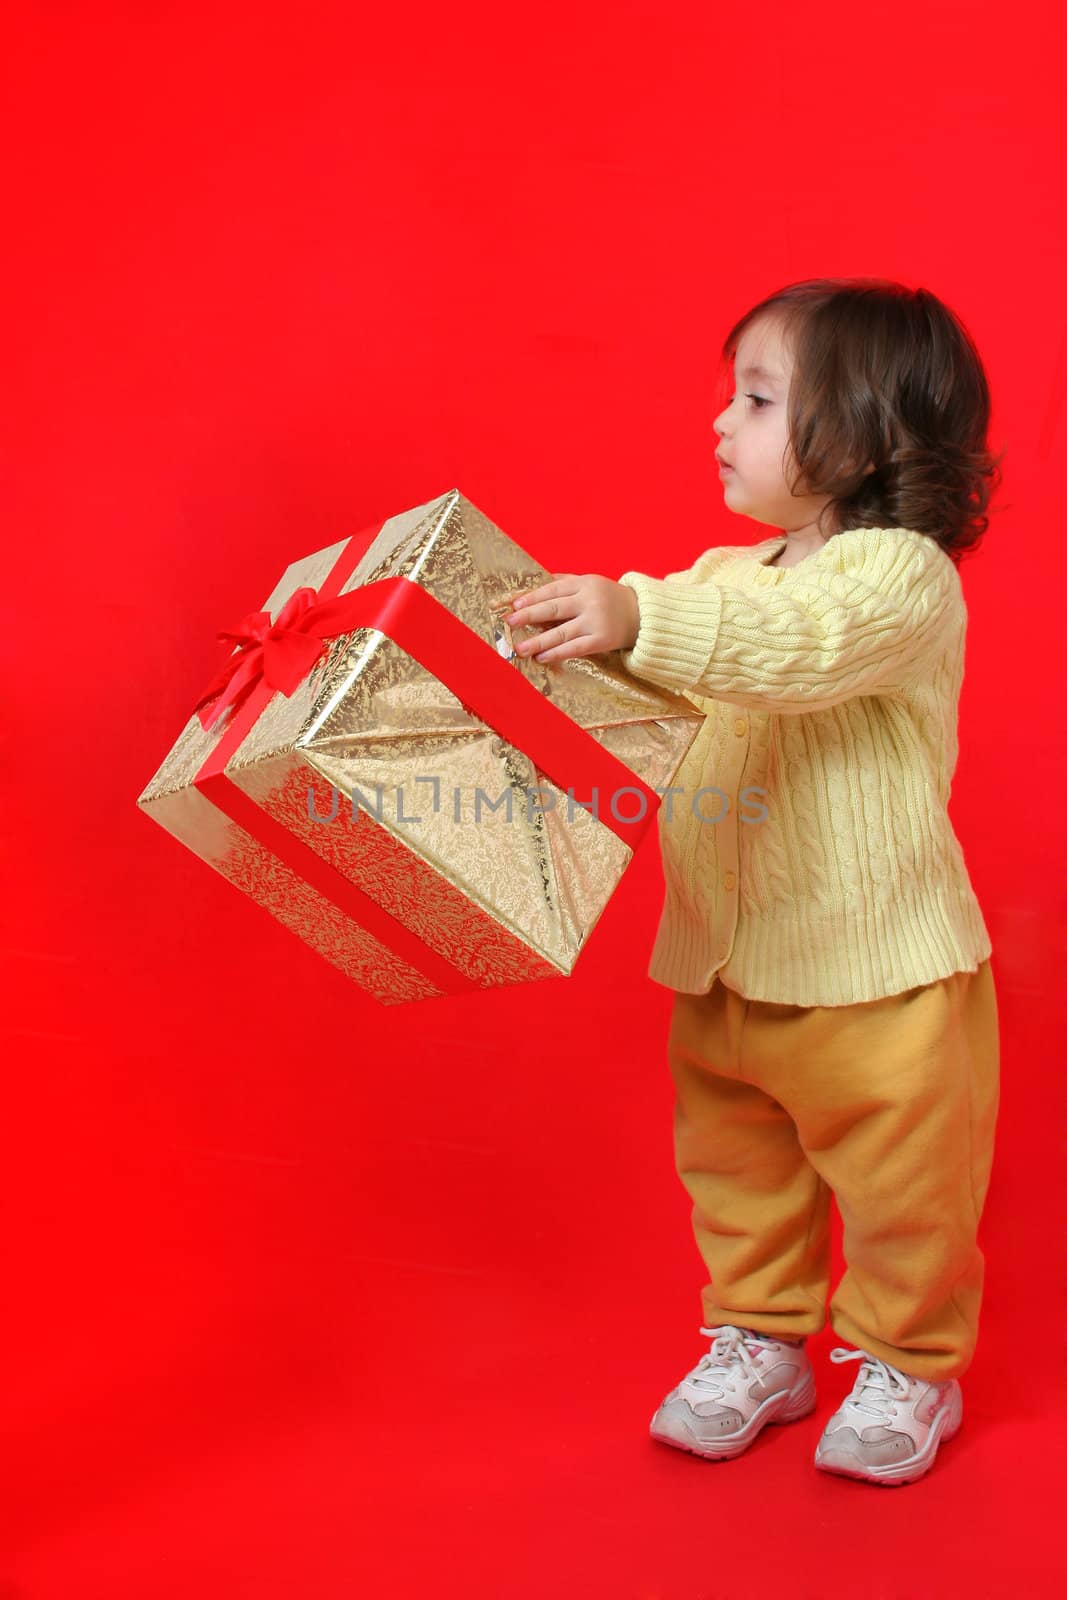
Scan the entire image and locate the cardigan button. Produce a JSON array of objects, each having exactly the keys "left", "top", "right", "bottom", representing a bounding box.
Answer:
[
  {"left": 724, "top": 871, "right": 737, "bottom": 891},
  {"left": 733, "top": 717, "right": 747, "bottom": 736}
]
